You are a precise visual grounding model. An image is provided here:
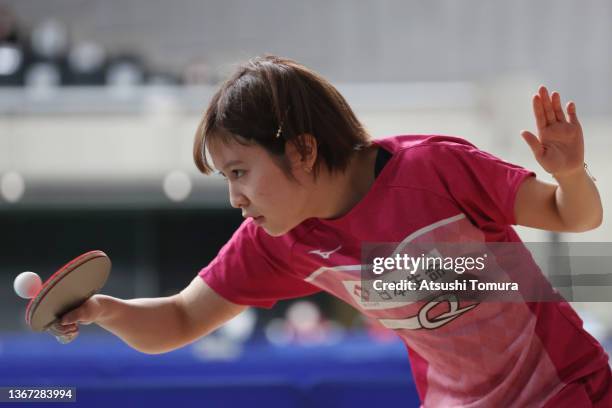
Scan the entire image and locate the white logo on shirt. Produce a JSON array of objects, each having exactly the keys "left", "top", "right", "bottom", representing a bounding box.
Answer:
[
  {"left": 309, "top": 245, "right": 342, "bottom": 259},
  {"left": 378, "top": 294, "right": 478, "bottom": 330}
]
